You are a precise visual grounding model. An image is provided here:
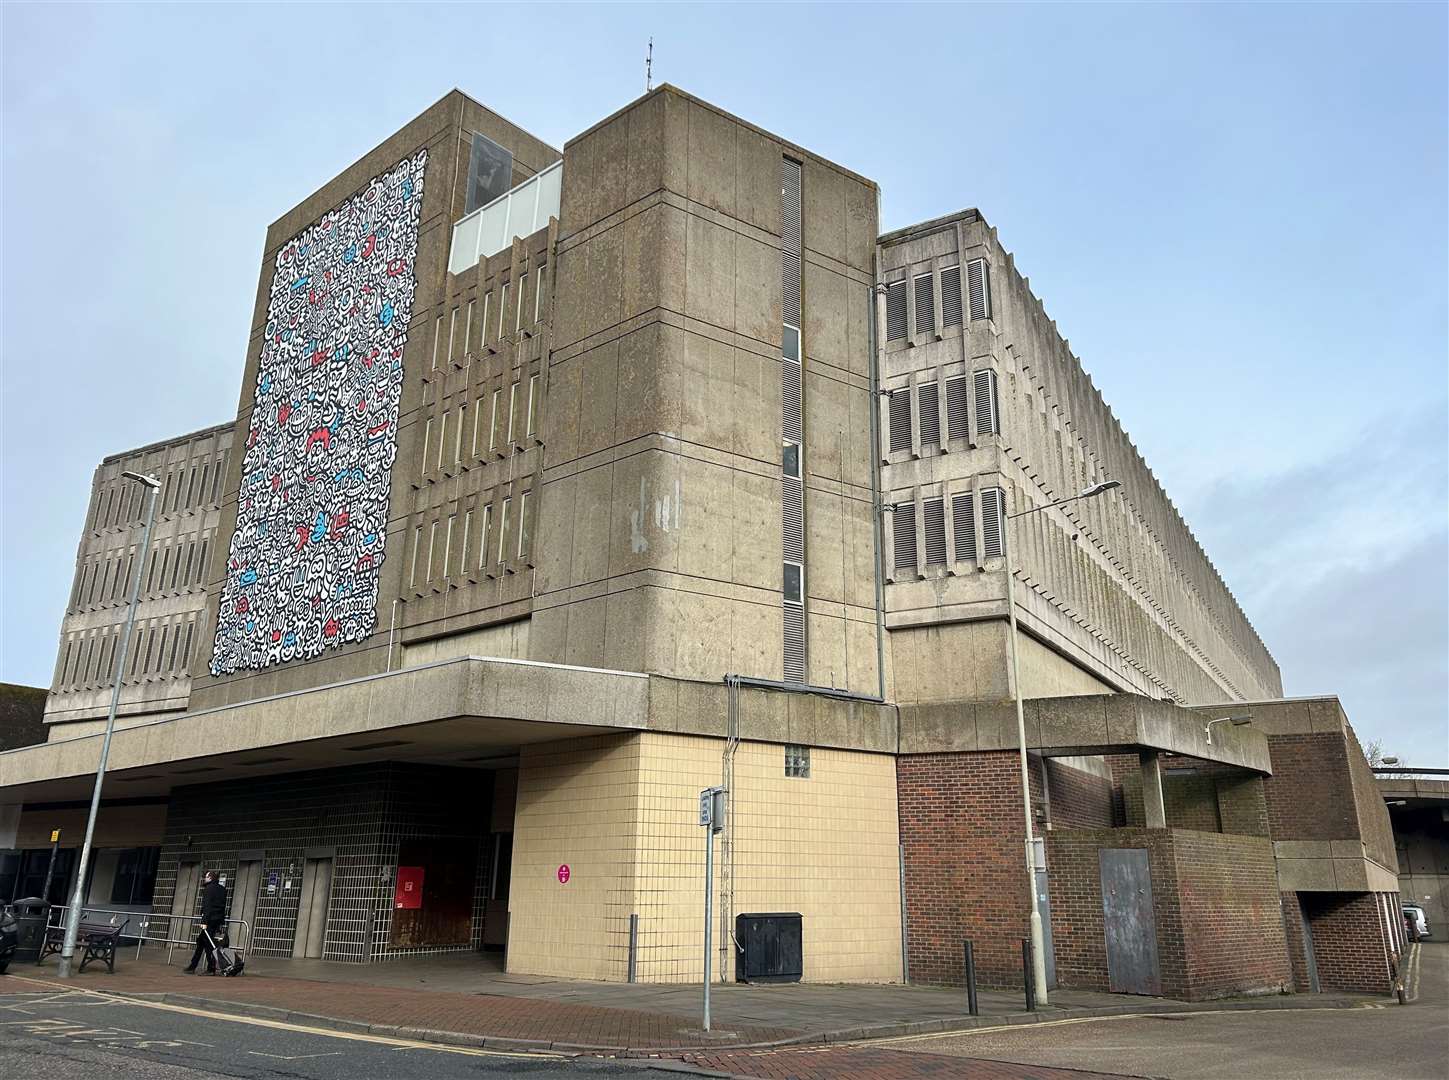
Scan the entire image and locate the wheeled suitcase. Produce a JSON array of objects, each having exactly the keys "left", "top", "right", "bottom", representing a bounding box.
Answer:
[{"left": 202, "top": 926, "right": 245, "bottom": 977}]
